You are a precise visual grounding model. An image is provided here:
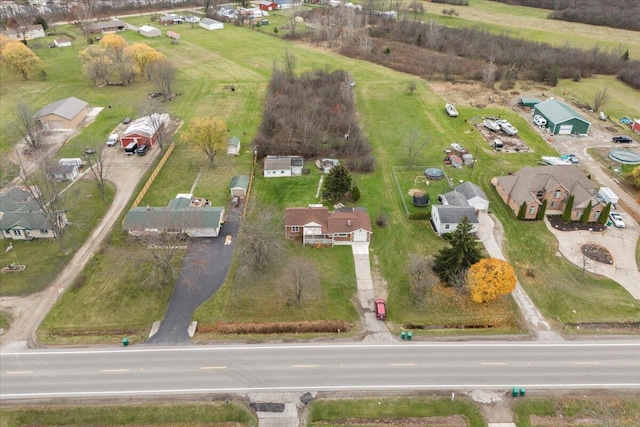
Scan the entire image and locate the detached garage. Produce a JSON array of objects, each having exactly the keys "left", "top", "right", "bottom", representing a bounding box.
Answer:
[
  {"left": 199, "top": 18, "right": 224, "bottom": 30},
  {"left": 139, "top": 25, "right": 161, "bottom": 37},
  {"left": 533, "top": 99, "right": 591, "bottom": 135}
]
